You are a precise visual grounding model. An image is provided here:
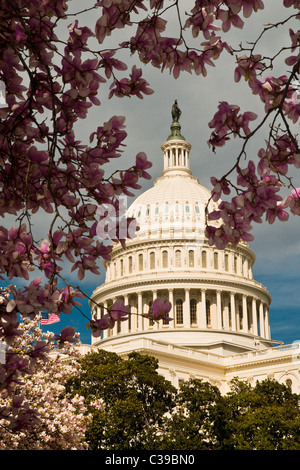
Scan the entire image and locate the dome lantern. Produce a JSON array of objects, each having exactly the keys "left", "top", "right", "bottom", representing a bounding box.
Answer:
[{"left": 161, "top": 101, "right": 191, "bottom": 175}]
